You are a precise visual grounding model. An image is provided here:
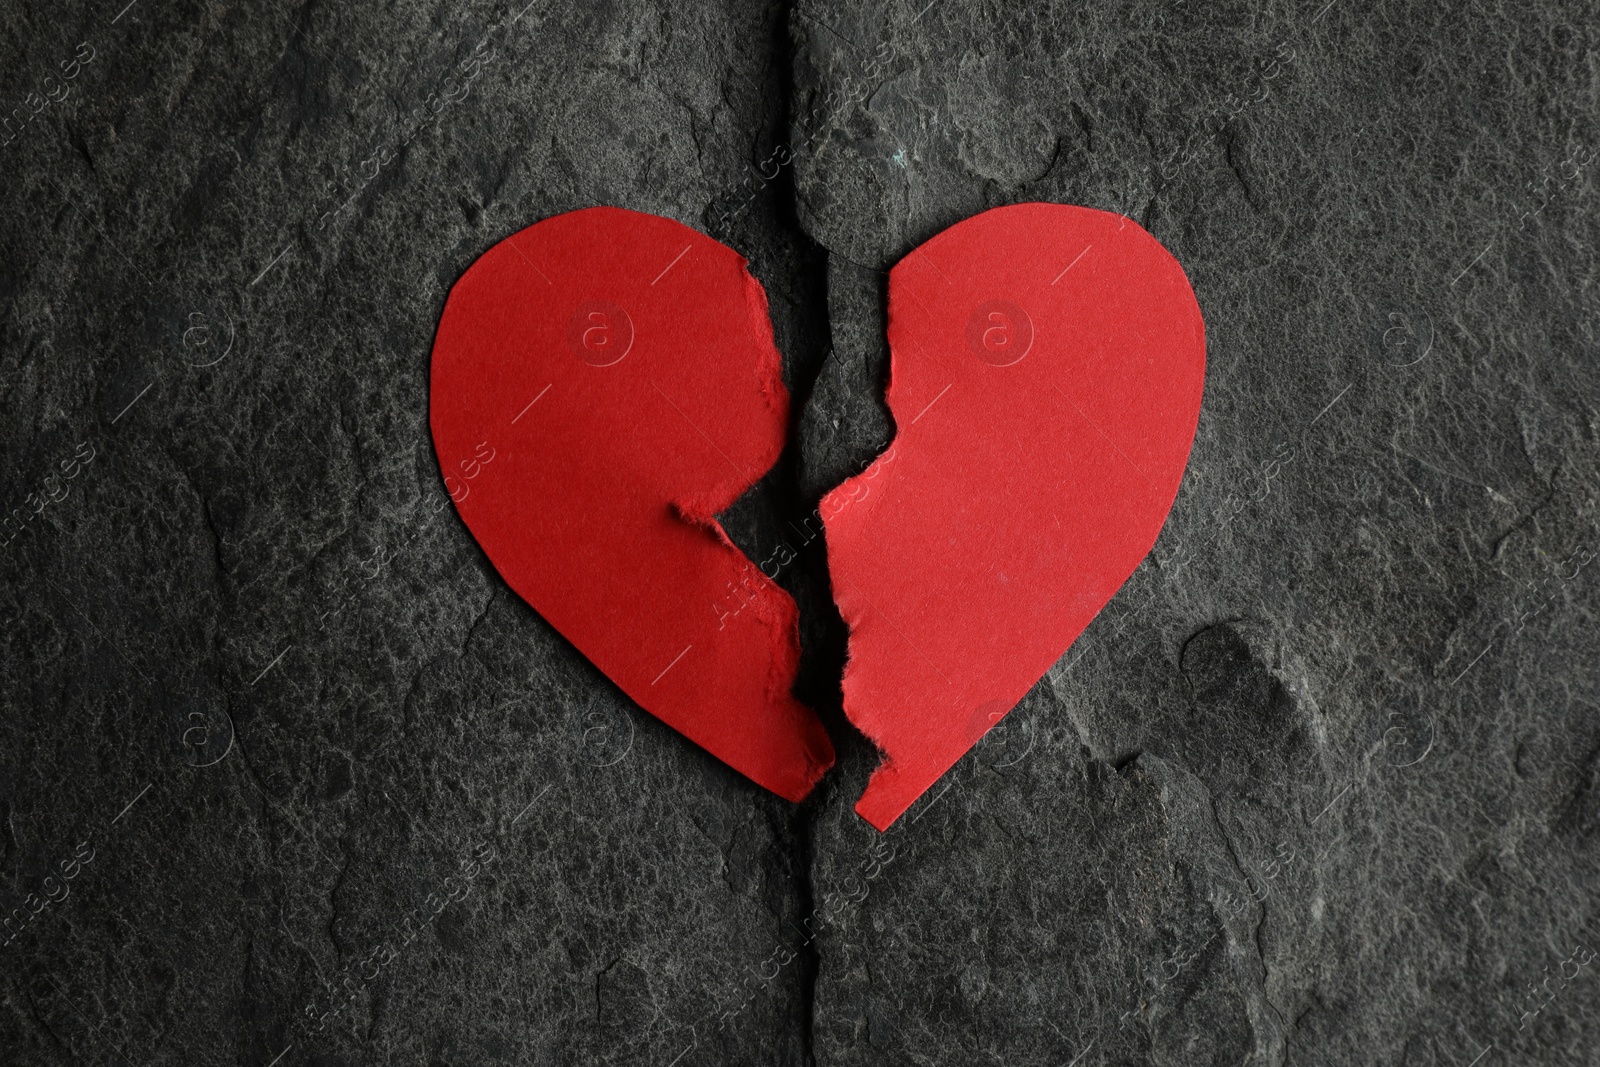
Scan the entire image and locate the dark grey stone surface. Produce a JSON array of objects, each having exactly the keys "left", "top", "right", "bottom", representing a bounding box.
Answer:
[{"left": 1, "top": 0, "right": 1597, "bottom": 1065}]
